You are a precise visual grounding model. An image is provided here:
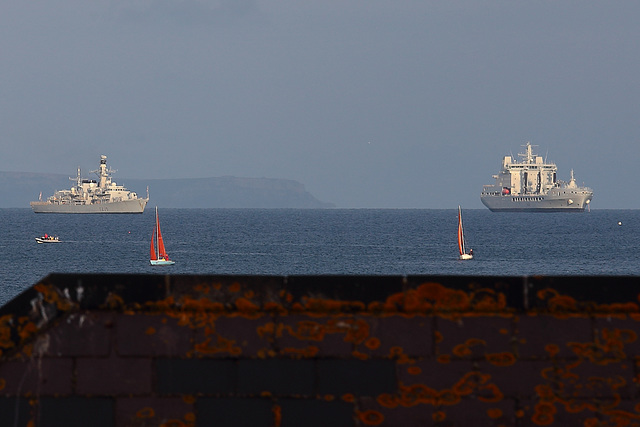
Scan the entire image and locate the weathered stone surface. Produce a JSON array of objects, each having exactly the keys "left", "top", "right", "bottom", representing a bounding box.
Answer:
[{"left": 2, "top": 273, "right": 640, "bottom": 426}]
